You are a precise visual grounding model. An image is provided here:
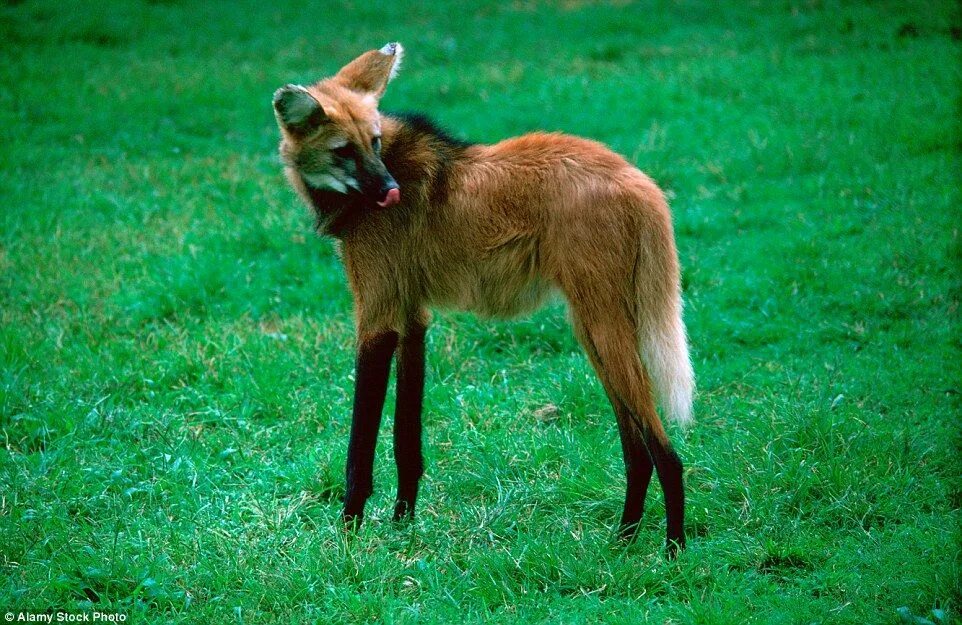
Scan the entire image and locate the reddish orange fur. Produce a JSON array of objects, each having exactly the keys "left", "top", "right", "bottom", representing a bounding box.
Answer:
[
  {"left": 273, "top": 43, "right": 694, "bottom": 551},
  {"left": 340, "top": 124, "right": 687, "bottom": 439}
]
